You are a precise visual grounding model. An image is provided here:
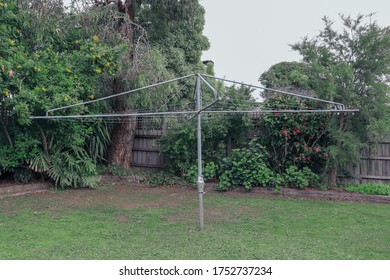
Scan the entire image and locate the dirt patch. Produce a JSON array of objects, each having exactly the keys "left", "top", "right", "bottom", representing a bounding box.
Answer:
[{"left": 1, "top": 176, "right": 389, "bottom": 210}]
